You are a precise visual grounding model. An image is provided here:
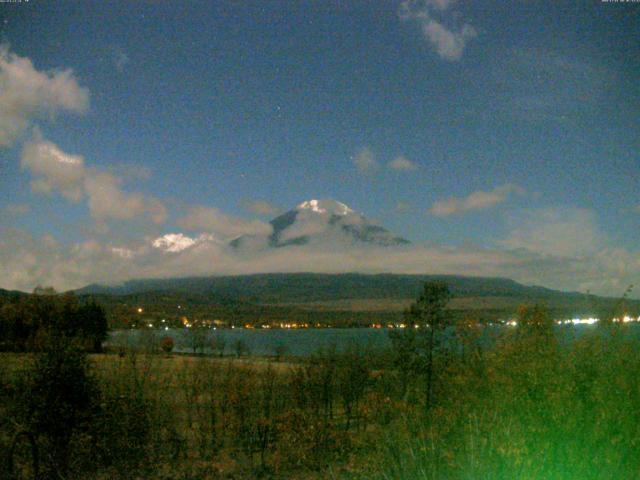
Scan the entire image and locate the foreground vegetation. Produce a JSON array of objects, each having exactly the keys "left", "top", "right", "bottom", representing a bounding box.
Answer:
[{"left": 1, "top": 283, "right": 639, "bottom": 479}]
